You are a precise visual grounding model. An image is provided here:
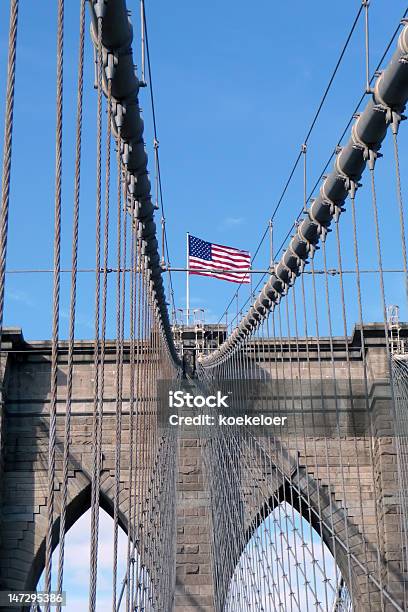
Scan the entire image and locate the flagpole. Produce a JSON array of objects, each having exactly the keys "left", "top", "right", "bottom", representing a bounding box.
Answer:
[{"left": 186, "top": 232, "right": 190, "bottom": 326}]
